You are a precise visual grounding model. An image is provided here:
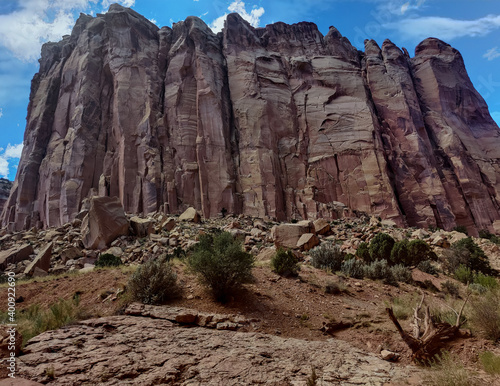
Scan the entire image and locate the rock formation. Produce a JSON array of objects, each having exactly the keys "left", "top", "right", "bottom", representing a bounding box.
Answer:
[
  {"left": 0, "top": 178, "right": 12, "bottom": 216},
  {"left": 2, "top": 4, "right": 500, "bottom": 235}
]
